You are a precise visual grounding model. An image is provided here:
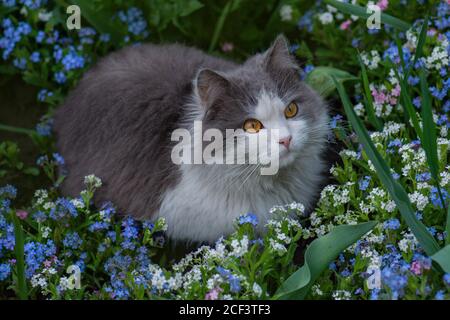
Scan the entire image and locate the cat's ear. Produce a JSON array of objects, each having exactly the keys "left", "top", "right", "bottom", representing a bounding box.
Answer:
[
  {"left": 263, "top": 34, "right": 299, "bottom": 72},
  {"left": 195, "top": 68, "right": 229, "bottom": 108}
]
